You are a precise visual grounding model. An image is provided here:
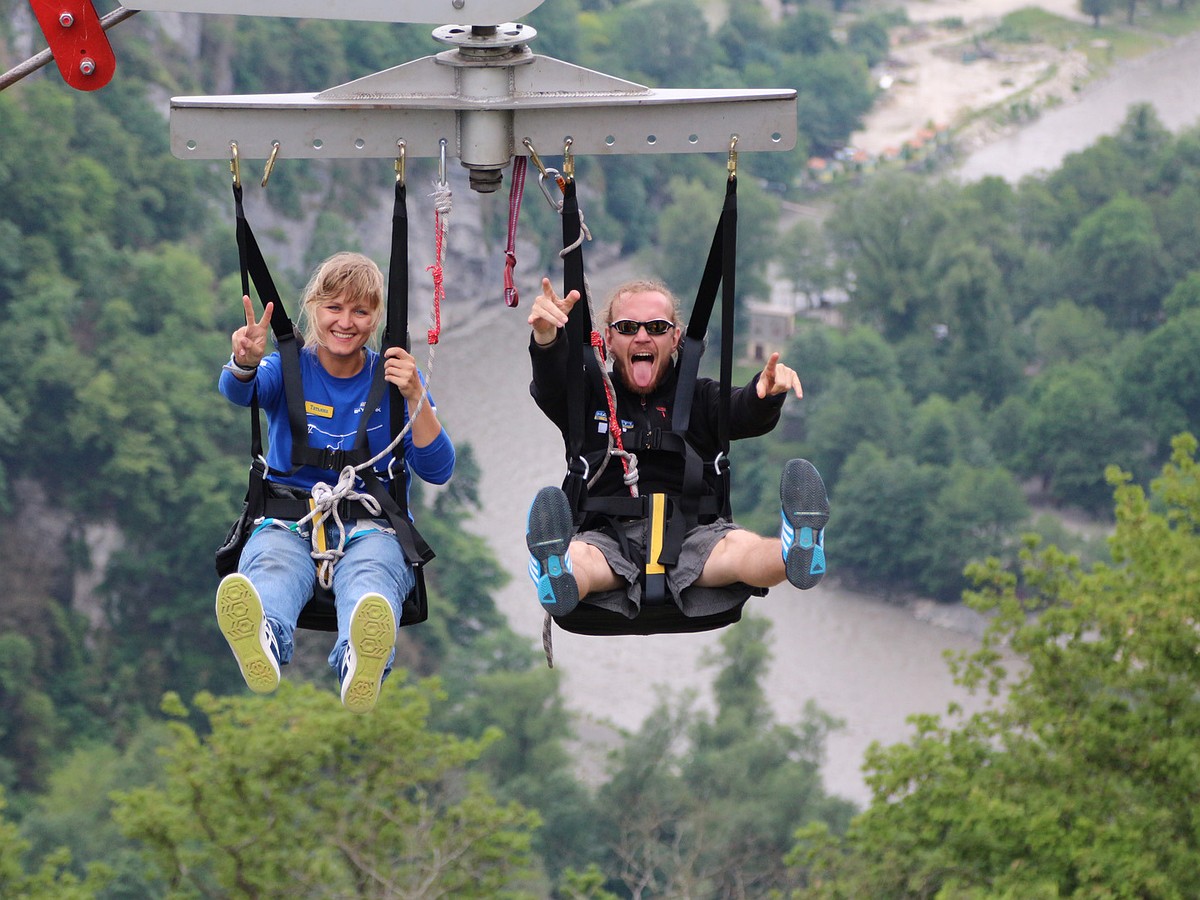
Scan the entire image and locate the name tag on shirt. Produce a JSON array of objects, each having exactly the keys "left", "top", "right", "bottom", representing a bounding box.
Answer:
[{"left": 306, "top": 401, "right": 334, "bottom": 419}]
